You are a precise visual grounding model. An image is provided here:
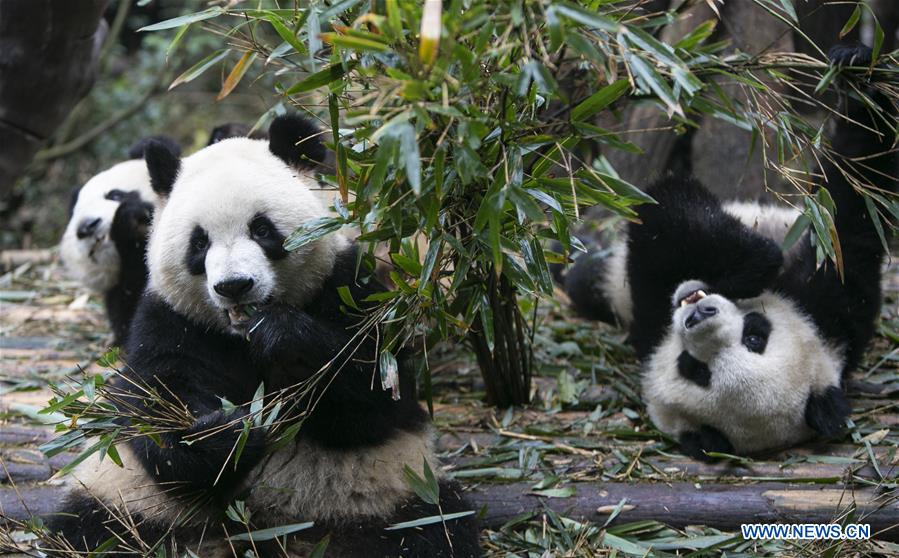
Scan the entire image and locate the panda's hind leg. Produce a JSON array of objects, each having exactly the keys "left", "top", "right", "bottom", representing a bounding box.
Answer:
[
  {"left": 43, "top": 492, "right": 128, "bottom": 555},
  {"left": 43, "top": 492, "right": 169, "bottom": 557},
  {"left": 311, "top": 480, "right": 481, "bottom": 558},
  {"left": 385, "top": 479, "right": 482, "bottom": 558}
]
